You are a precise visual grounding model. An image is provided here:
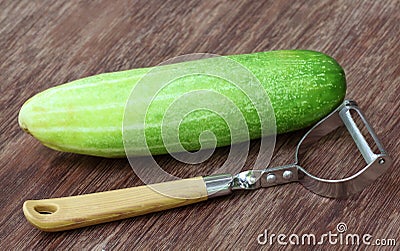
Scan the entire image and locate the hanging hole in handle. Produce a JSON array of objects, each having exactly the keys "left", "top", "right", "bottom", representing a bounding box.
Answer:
[{"left": 33, "top": 204, "right": 58, "bottom": 215}]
